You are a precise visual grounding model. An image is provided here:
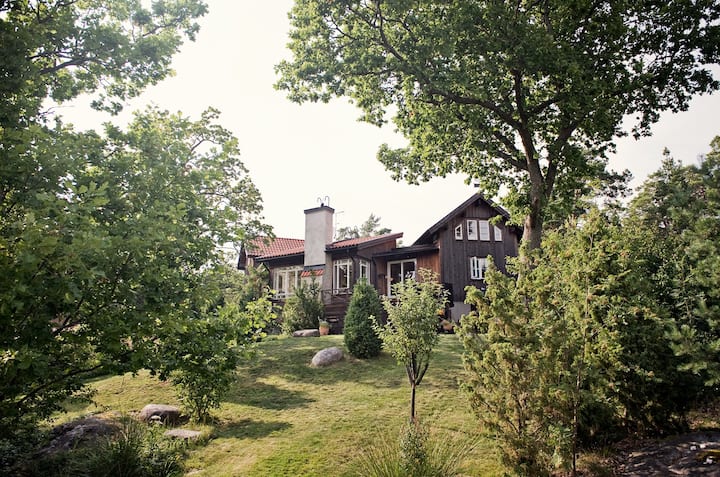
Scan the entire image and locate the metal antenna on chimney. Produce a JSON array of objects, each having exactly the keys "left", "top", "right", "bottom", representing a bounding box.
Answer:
[{"left": 317, "top": 196, "right": 330, "bottom": 207}]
